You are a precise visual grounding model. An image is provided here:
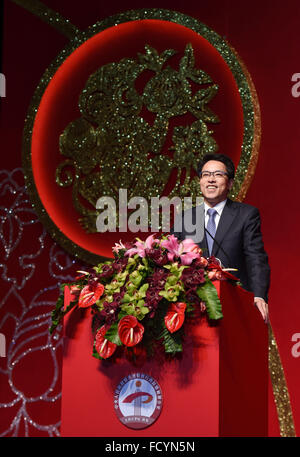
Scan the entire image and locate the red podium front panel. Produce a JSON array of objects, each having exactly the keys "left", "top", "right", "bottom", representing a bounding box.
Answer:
[{"left": 60, "top": 281, "right": 268, "bottom": 437}]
